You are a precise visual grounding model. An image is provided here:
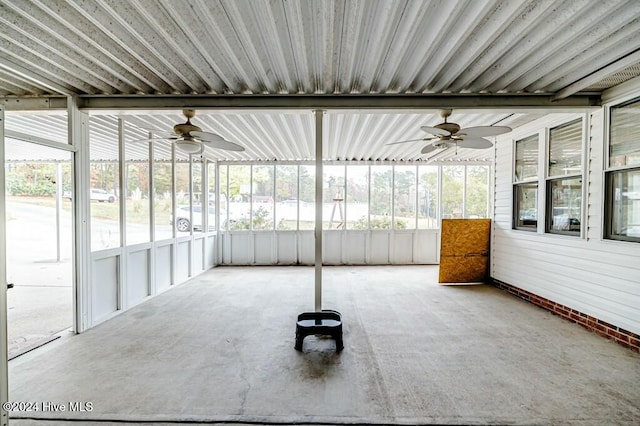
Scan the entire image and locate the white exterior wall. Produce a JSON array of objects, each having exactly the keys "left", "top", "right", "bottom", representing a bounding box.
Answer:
[
  {"left": 221, "top": 229, "right": 440, "bottom": 265},
  {"left": 88, "top": 234, "right": 217, "bottom": 328},
  {"left": 492, "top": 105, "right": 640, "bottom": 335}
]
